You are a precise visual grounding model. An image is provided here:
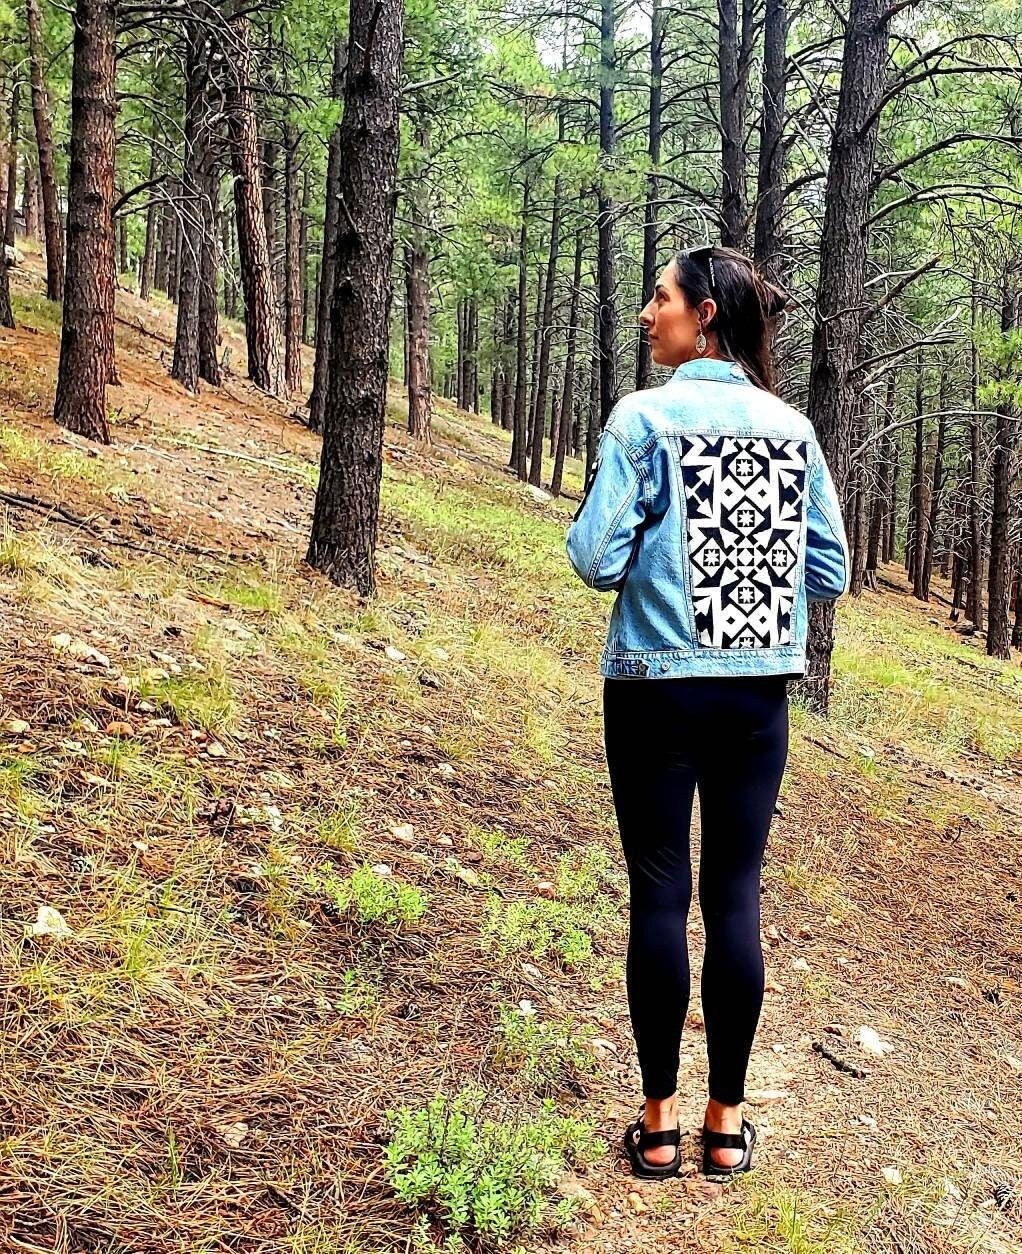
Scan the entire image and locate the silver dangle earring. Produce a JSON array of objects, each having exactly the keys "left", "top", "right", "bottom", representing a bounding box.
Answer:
[{"left": 695, "top": 327, "right": 707, "bottom": 355}]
